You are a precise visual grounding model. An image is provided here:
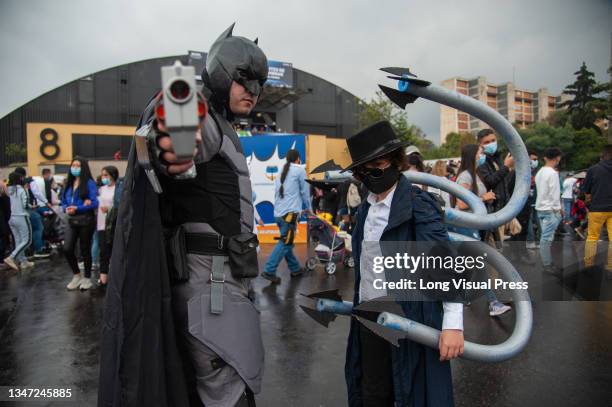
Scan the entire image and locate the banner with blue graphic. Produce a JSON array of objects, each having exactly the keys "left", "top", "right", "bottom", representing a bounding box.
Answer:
[{"left": 240, "top": 134, "right": 306, "bottom": 225}]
